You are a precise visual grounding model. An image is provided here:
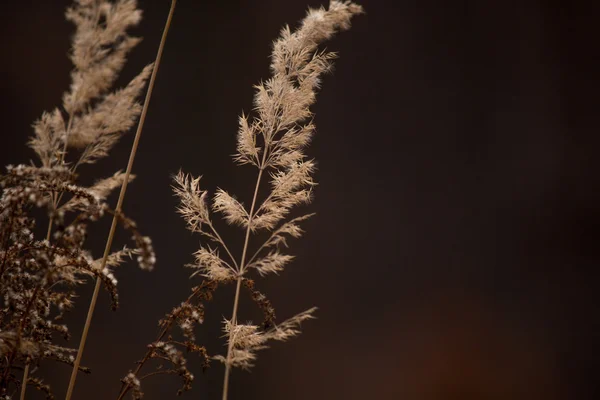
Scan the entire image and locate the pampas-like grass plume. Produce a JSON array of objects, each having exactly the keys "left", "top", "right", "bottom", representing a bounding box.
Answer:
[{"left": 118, "top": 2, "right": 363, "bottom": 399}]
